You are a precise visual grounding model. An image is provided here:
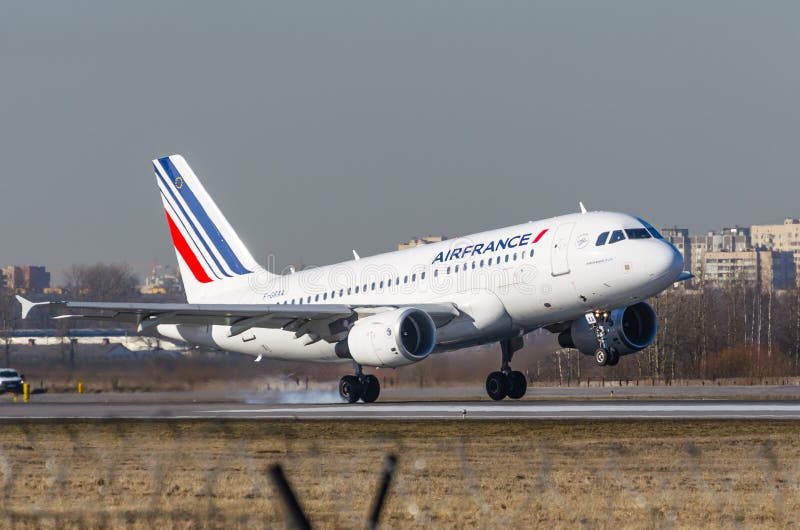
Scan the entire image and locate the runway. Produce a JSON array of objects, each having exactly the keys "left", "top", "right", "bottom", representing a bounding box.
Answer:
[{"left": 2, "top": 398, "right": 800, "bottom": 420}]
